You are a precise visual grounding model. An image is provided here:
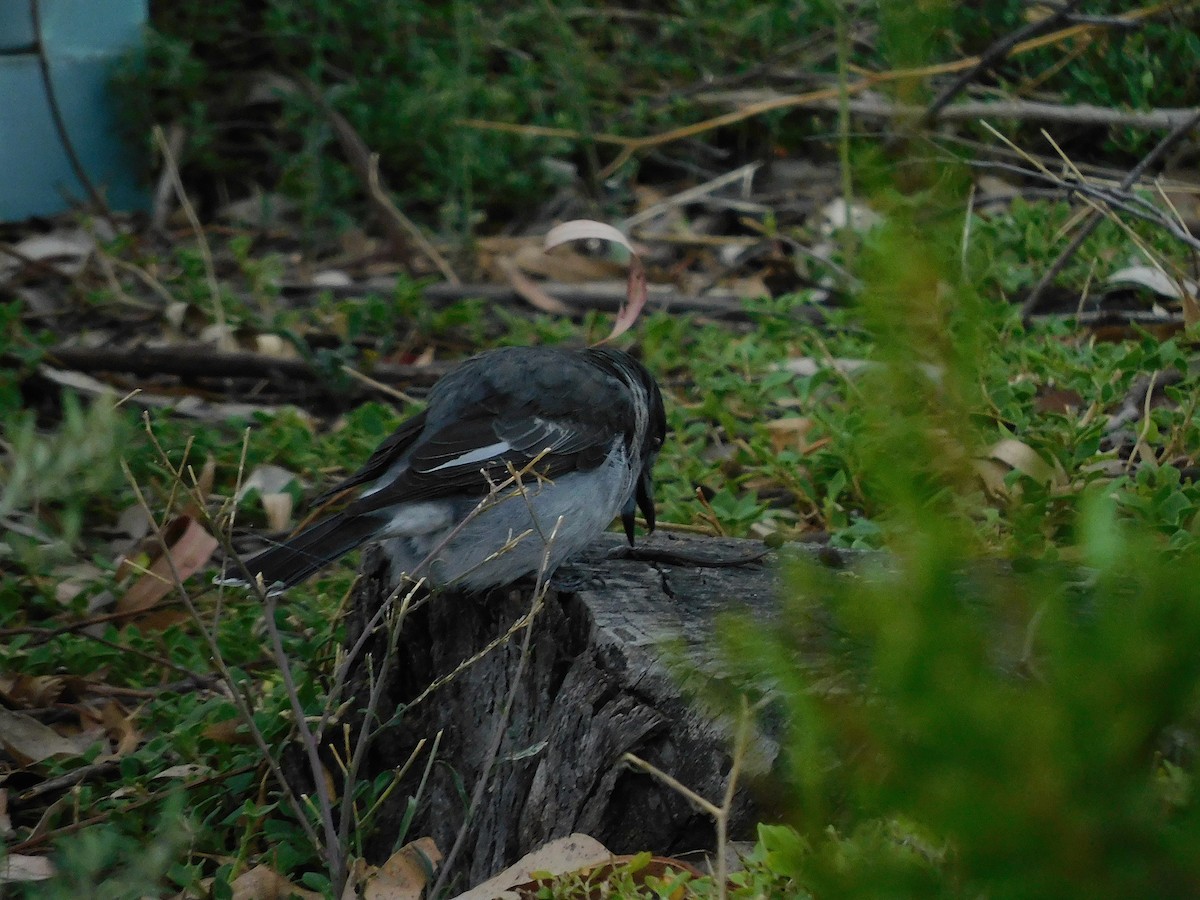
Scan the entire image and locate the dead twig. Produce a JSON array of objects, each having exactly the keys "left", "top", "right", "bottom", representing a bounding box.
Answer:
[
  {"left": 461, "top": 0, "right": 1186, "bottom": 173},
  {"left": 121, "top": 435, "right": 327, "bottom": 864},
  {"left": 152, "top": 125, "right": 227, "bottom": 338},
  {"left": 621, "top": 162, "right": 761, "bottom": 230},
  {"left": 38, "top": 343, "right": 452, "bottom": 387},
  {"left": 291, "top": 72, "right": 460, "bottom": 283},
  {"left": 963, "top": 148, "right": 1200, "bottom": 271},
  {"left": 697, "top": 93, "right": 1200, "bottom": 133},
  {"left": 366, "top": 154, "right": 461, "bottom": 284},
  {"left": 1021, "top": 106, "right": 1200, "bottom": 318},
  {"left": 149, "top": 124, "right": 186, "bottom": 231},
  {"left": 622, "top": 697, "right": 755, "bottom": 900},
  {"left": 922, "top": 0, "right": 1088, "bottom": 125}
]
